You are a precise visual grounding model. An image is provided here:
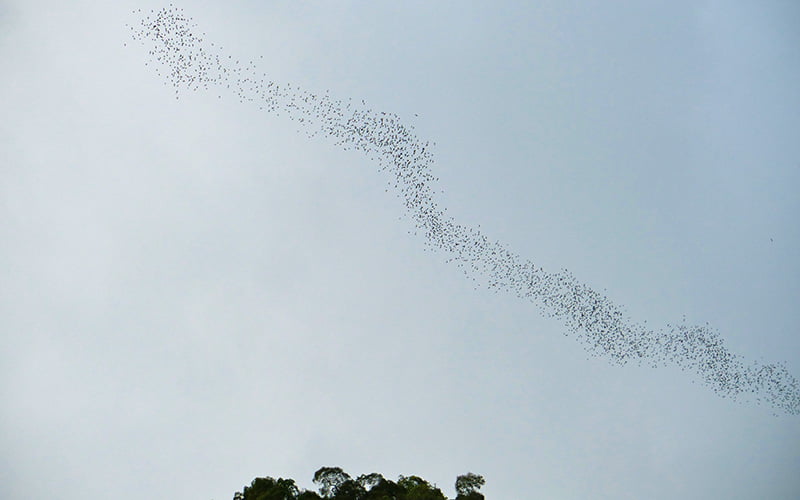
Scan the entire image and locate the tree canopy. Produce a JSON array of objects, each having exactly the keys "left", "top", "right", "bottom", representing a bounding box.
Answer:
[{"left": 232, "top": 467, "right": 484, "bottom": 500}]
